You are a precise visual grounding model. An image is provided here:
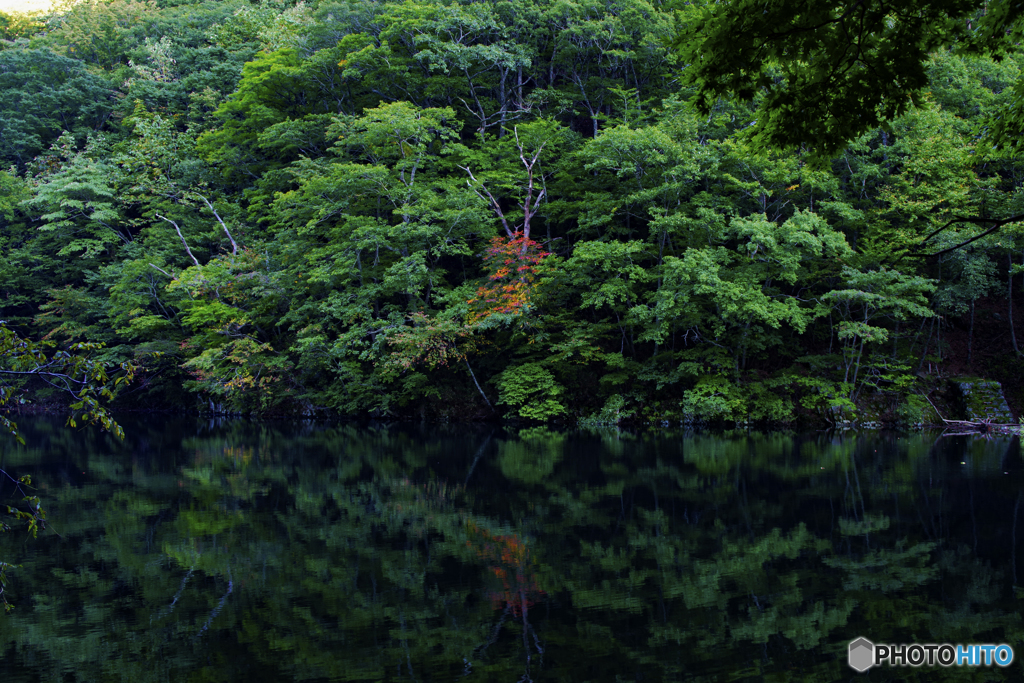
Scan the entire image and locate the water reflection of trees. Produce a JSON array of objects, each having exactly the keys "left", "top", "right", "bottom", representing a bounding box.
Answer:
[{"left": 0, "top": 420, "right": 1022, "bottom": 681}]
